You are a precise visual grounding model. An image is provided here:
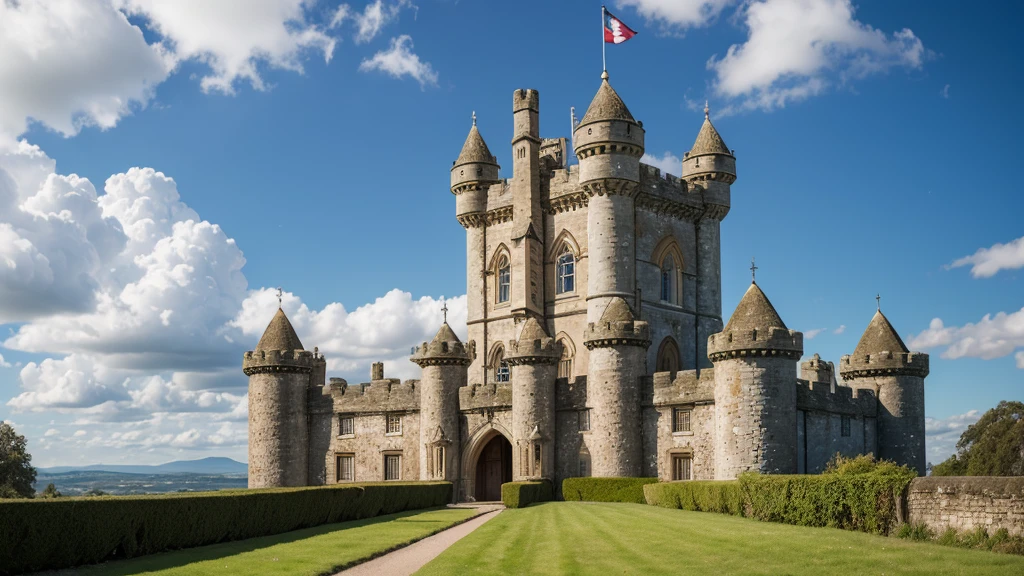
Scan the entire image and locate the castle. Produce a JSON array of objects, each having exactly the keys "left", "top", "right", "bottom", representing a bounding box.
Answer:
[{"left": 244, "top": 73, "right": 928, "bottom": 501}]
